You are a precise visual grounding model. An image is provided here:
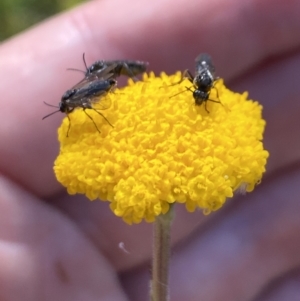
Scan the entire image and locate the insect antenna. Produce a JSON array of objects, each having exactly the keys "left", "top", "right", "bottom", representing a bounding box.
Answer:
[
  {"left": 42, "top": 109, "right": 61, "bottom": 120},
  {"left": 169, "top": 85, "right": 195, "bottom": 98},
  {"left": 82, "top": 52, "right": 88, "bottom": 71},
  {"left": 43, "top": 101, "right": 59, "bottom": 108},
  {"left": 42, "top": 102, "right": 61, "bottom": 119},
  {"left": 66, "top": 68, "right": 85, "bottom": 73},
  {"left": 66, "top": 53, "right": 89, "bottom": 74}
]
